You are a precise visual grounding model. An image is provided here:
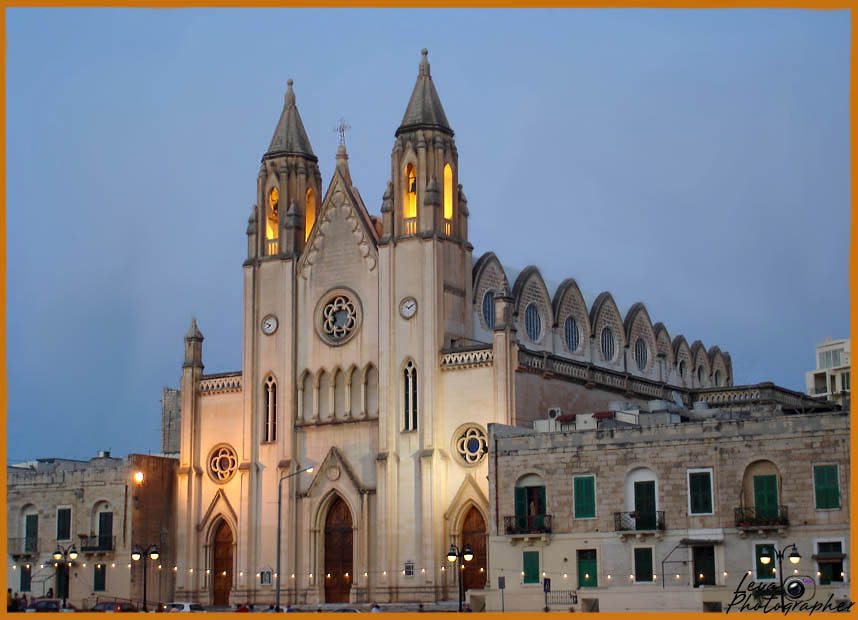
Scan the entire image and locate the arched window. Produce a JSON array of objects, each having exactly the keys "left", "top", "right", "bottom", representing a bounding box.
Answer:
[
  {"left": 264, "top": 376, "right": 276, "bottom": 442},
  {"left": 564, "top": 317, "right": 579, "bottom": 352},
  {"left": 482, "top": 290, "right": 495, "bottom": 329},
  {"left": 404, "top": 163, "right": 417, "bottom": 234},
  {"left": 634, "top": 338, "right": 648, "bottom": 371},
  {"left": 305, "top": 188, "right": 316, "bottom": 242},
  {"left": 623, "top": 467, "right": 659, "bottom": 530},
  {"left": 266, "top": 187, "right": 279, "bottom": 255},
  {"left": 403, "top": 361, "right": 418, "bottom": 431},
  {"left": 714, "top": 370, "right": 721, "bottom": 386},
  {"left": 679, "top": 360, "right": 687, "bottom": 380},
  {"left": 601, "top": 327, "right": 615, "bottom": 362},
  {"left": 697, "top": 366, "right": 704, "bottom": 385},
  {"left": 524, "top": 304, "right": 541, "bottom": 342},
  {"left": 513, "top": 474, "right": 547, "bottom": 533},
  {"left": 443, "top": 164, "right": 453, "bottom": 235}
]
